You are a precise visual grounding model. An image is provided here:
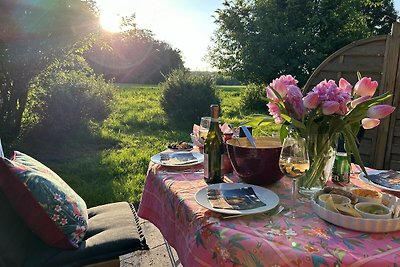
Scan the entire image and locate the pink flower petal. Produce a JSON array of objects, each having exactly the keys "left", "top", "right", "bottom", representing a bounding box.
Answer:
[
  {"left": 367, "top": 105, "right": 396, "bottom": 119},
  {"left": 350, "top": 96, "right": 370, "bottom": 108},
  {"left": 272, "top": 80, "right": 288, "bottom": 98},
  {"left": 354, "top": 77, "right": 378, "bottom": 97},
  {"left": 321, "top": 101, "right": 340, "bottom": 115},
  {"left": 339, "top": 78, "right": 352, "bottom": 94},
  {"left": 303, "top": 92, "right": 319, "bottom": 109},
  {"left": 362, "top": 118, "right": 380, "bottom": 129}
]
